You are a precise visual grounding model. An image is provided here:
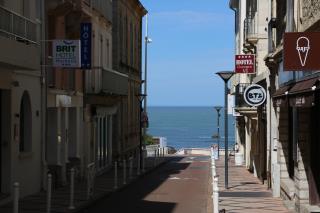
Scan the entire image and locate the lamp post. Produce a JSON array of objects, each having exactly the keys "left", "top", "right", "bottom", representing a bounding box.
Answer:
[
  {"left": 215, "top": 71, "right": 235, "bottom": 189},
  {"left": 136, "top": 94, "right": 146, "bottom": 169},
  {"left": 214, "top": 106, "right": 222, "bottom": 158},
  {"left": 143, "top": 14, "right": 152, "bottom": 124}
]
